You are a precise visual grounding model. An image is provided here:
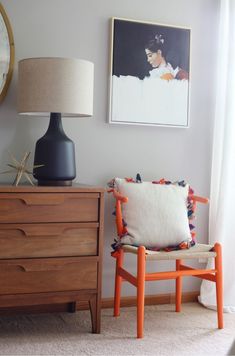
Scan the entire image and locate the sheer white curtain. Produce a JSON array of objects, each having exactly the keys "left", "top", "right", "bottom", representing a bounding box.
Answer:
[{"left": 199, "top": 0, "right": 235, "bottom": 312}]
